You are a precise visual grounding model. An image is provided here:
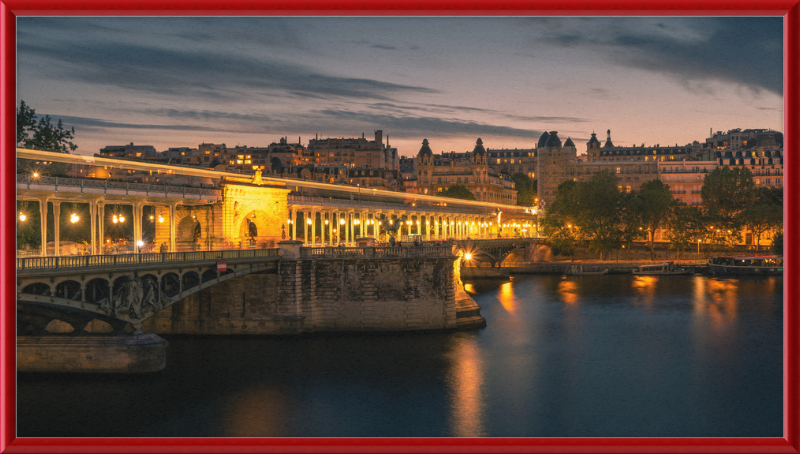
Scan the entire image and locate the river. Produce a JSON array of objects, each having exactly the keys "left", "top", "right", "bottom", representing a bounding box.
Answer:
[{"left": 17, "top": 274, "right": 783, "bottom": 438}]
